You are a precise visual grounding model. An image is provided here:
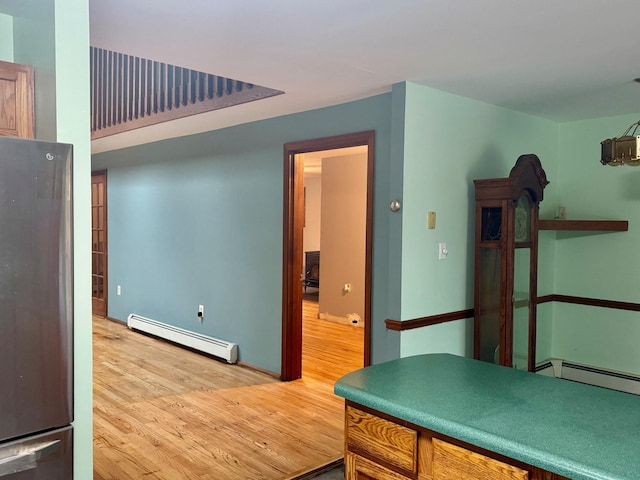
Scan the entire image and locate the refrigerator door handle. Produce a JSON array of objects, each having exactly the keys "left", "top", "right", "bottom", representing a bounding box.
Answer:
[{"left": 0, "top": 440, "right": 60, "bottom": 477}]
